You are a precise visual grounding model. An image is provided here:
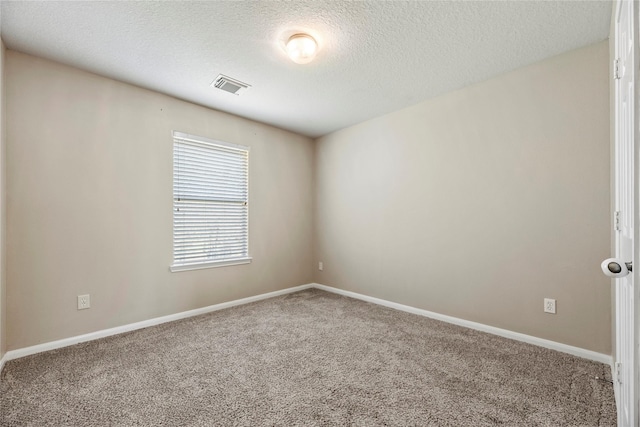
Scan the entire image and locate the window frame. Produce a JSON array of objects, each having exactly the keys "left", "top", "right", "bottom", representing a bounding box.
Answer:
[{"left": 170, "top": 131, "right": 251, "bottom": 272}]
